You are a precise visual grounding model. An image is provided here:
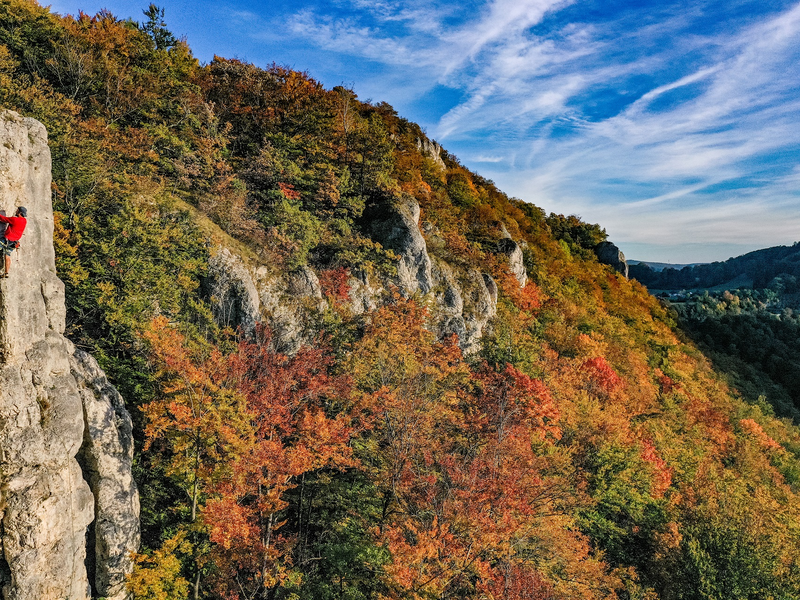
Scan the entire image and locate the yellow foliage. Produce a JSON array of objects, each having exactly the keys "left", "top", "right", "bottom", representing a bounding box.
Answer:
[{"left": 128, "top": 532, "right": 191, "bottom": 600}]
